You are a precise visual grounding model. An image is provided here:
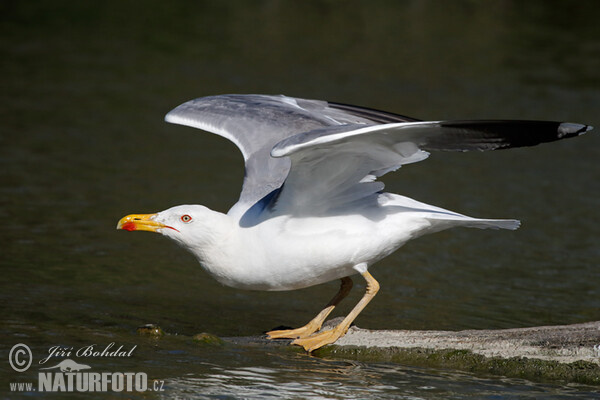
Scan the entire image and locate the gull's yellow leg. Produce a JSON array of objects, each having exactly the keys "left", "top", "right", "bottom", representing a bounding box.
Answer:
[
  {"left": 292, "top": 270, "right": 379, "bottom": 352},
  {"left": 267, "top": 277, "right": 353, "bottom": 339}
]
